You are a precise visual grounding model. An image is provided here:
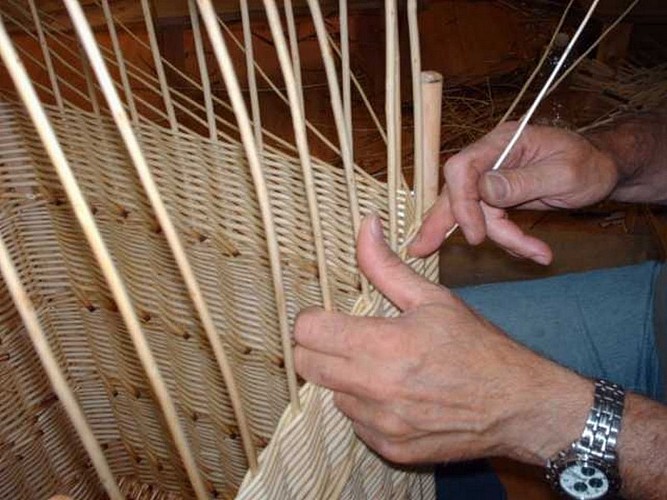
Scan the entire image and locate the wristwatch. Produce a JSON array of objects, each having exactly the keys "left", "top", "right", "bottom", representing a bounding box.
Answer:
[{"left": 546, "top": 379, "right": 625, "bottom": 499}]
